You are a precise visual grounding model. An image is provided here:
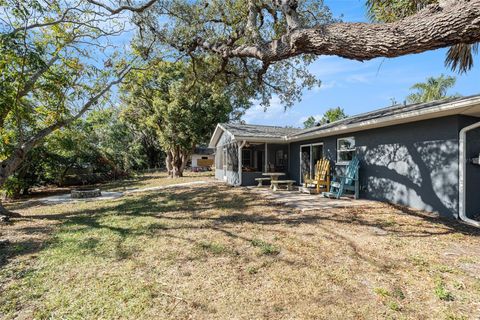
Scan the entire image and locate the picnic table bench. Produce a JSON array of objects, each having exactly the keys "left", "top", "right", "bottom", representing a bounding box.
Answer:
[
  {"left": 254, "top": 177, "right": 271, "bottom": 187},
  {"left": 270, "top": 180, "right": 296, "bottom": 192},
  {"left": 262, "top": 172, "right": 285, "bottom": 189}
]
